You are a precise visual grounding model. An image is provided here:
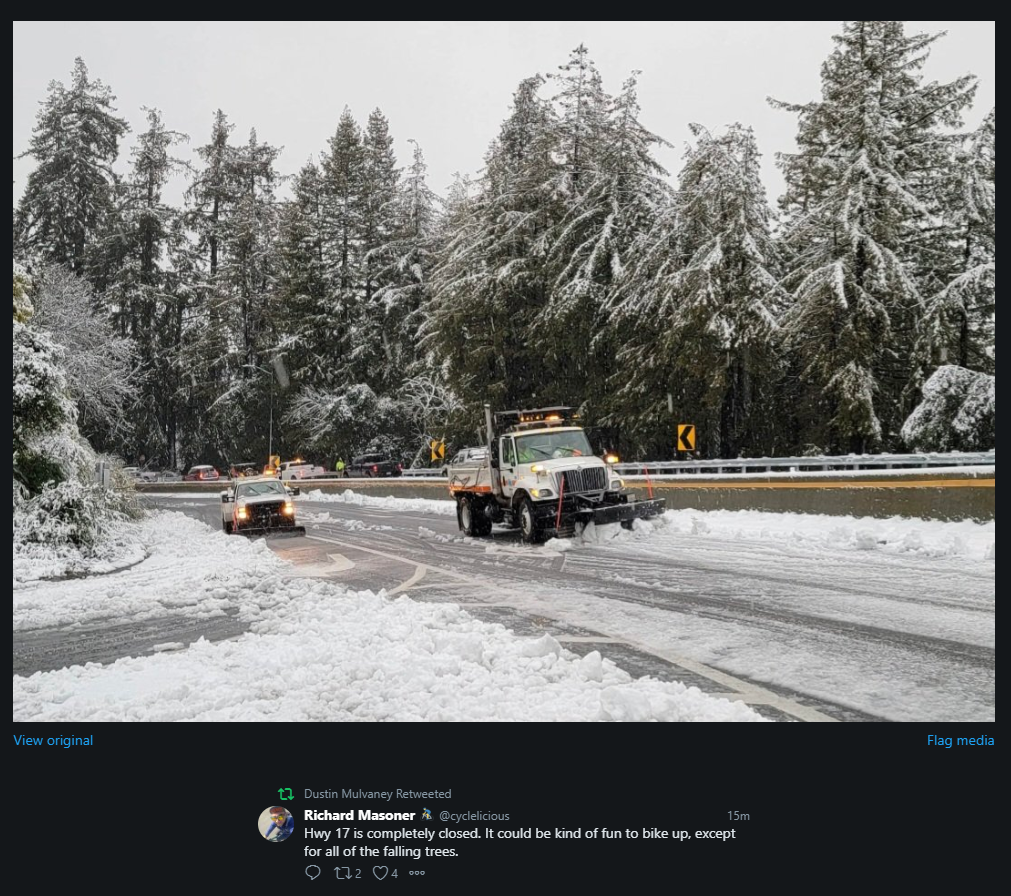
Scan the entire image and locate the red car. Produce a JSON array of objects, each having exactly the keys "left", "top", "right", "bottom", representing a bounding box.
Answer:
[{"left": 183, "top": 465, "right": 220, "bottom": 482}]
